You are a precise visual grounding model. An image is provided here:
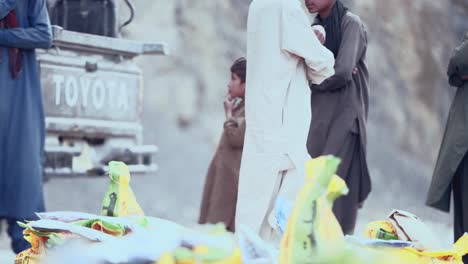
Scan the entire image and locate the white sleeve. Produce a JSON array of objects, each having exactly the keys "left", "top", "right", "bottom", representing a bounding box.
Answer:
[{"left": 280, "top": 3, "right": 335, "bottom": 84}]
